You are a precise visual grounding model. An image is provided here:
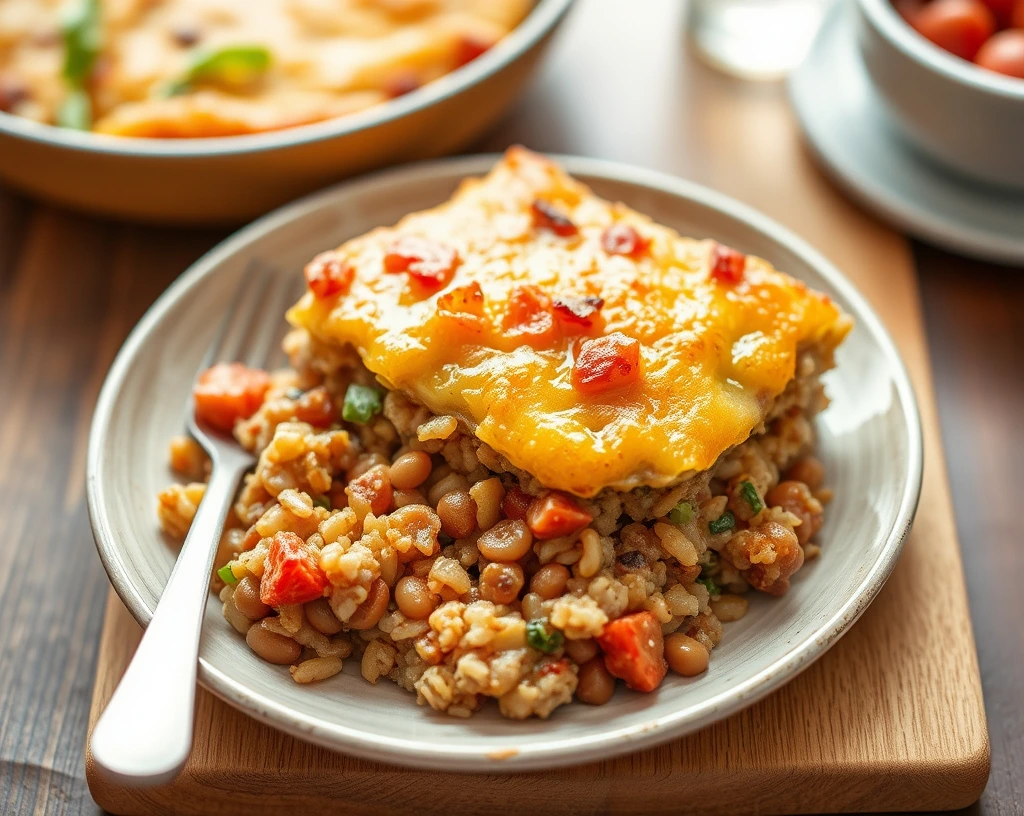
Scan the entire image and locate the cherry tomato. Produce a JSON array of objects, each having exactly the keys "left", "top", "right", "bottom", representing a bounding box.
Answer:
[
  {"left": 977, "top": 0, "right": 1016, "bottom": 25},
  {"left": 975, "top": 29, "right": 1024, "bottom": 76},
  {"left": 1013, "top": 0, "right": 1024, "bottom": 27},
  {"left": 893, "top": 0, "right": 926, "bottom": 23},
  {"left": 912, "top": 0, "right": 996, "bottom": 61}
]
